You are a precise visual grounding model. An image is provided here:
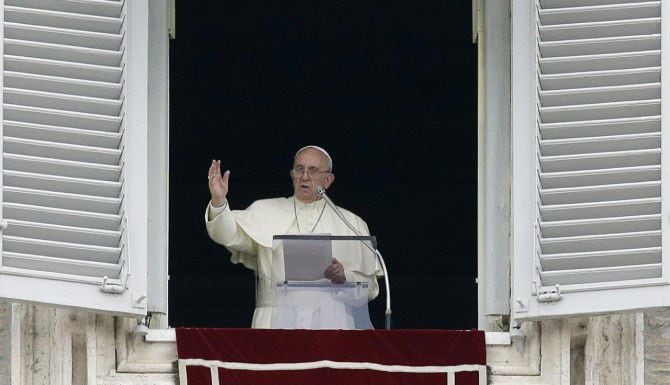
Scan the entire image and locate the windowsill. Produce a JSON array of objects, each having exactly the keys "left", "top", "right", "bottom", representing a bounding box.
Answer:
[
  {"left": 484, "top": 332, "right": 511, "bottom": 345},
  {"left": 145, "top": 328, "right": 176, "bottom": 342},
  {"left": 146, "top": 329, "right": 511, "bottom": 345},
  {"left": 134, "top": 328, "right": 519, "bottom": 376}
]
